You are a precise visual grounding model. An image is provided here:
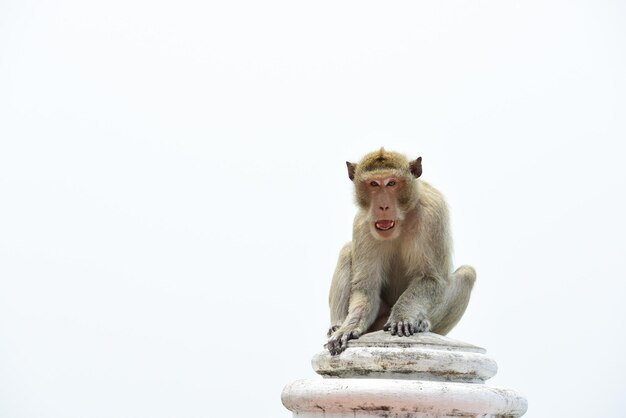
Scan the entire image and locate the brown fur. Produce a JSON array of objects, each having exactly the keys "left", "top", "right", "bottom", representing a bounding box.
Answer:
[{"left": 326, "top": 149, "right": 475, "bottom": 355}]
